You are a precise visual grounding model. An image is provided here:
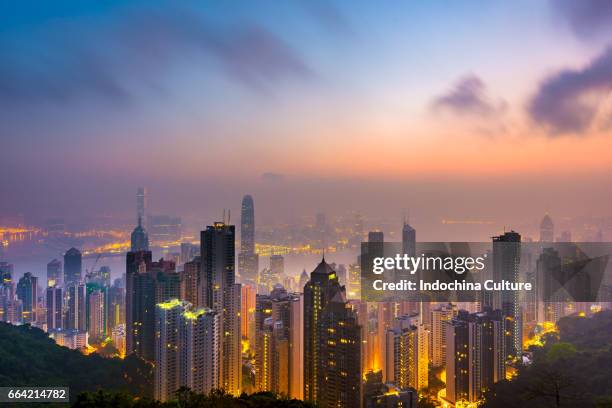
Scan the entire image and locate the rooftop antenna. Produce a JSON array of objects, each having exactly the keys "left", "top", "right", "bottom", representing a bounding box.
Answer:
[
  {"left": 228, "top": 209, "right": 231, "bottom": 225},
  {"left": 223, "top": 208, "right": 226, "bottom": 224}
]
